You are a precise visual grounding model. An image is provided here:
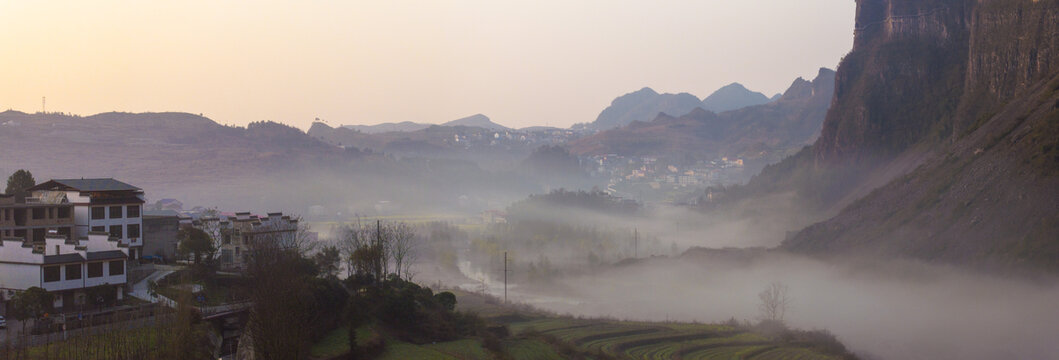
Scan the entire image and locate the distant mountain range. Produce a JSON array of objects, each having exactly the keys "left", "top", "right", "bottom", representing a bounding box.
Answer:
[
  {"left": 0, "top": 111, "right": 351, "bottom": 190},
  {"left": 343, "top": 121, "right": 432, "bottom": 134},
  {"left": 588, "top": 82, "right": 775, "bottom": 131},
  {"left": 341, "top": 114, "right": 512, "bottom": 134},
  {"left": 569, "top": 69, "right": 836, "bottom": 161},
  {"left": 441, "top": 114, "right": 511, "bottom": 131}
]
